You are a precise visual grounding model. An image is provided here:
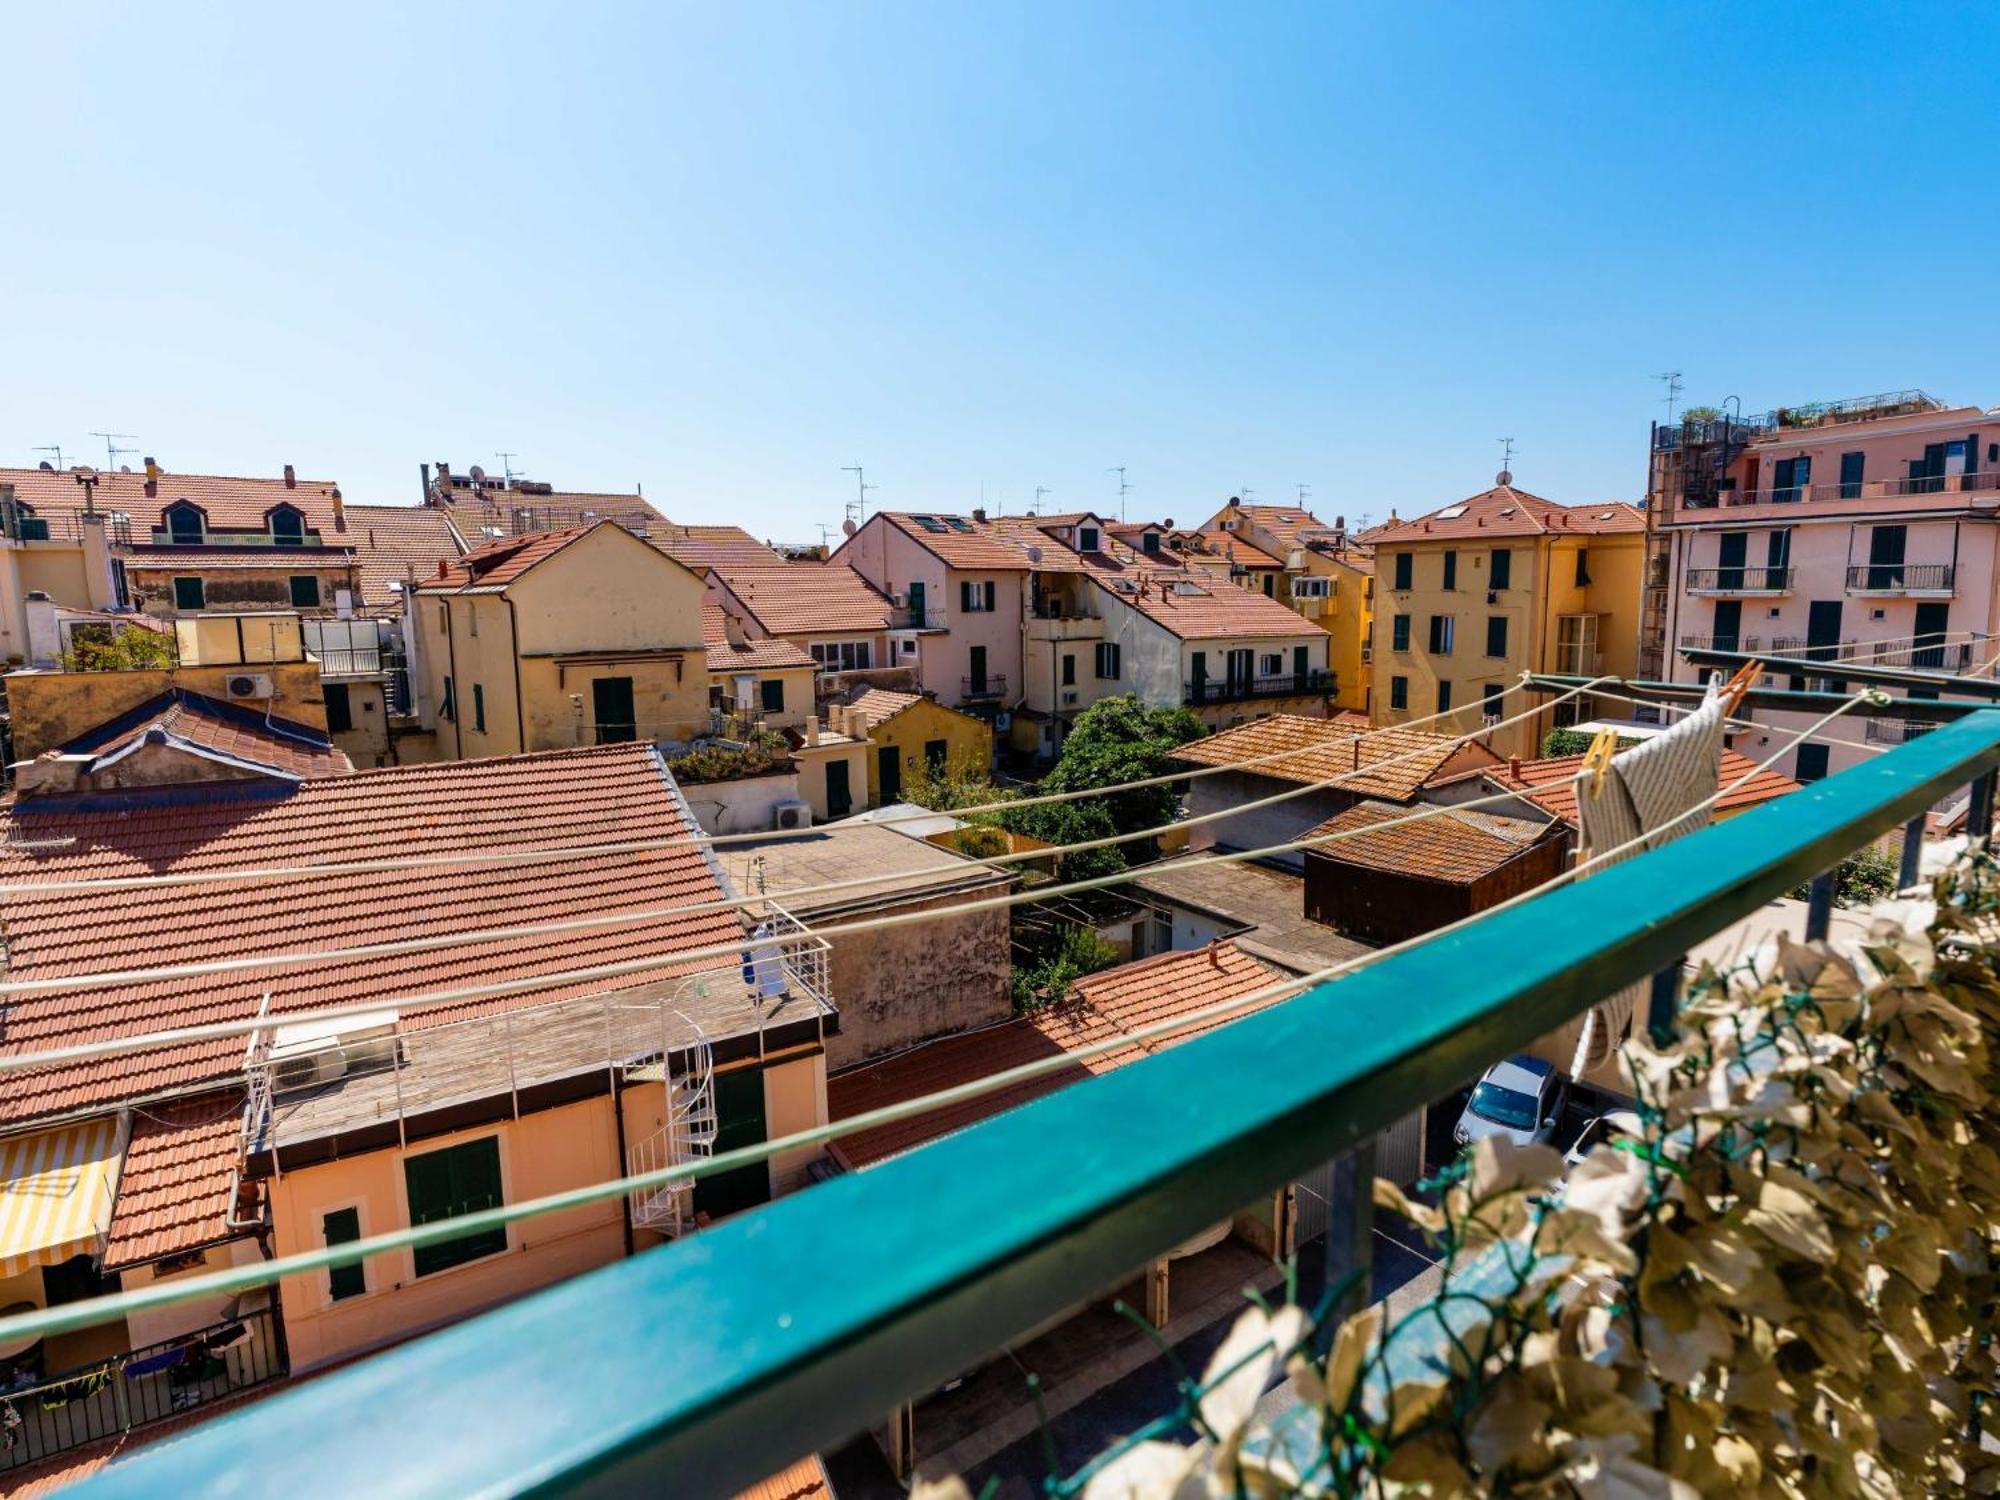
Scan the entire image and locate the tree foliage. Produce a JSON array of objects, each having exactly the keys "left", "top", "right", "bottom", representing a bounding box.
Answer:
[
  {"left": 1010, "top": 922, "right": 1122, "bottom": 1011},
  {"left": 1037, "top": 695, "right": 1205, "bottom": 845},
  {"left": 58, "top": 625, "right": 177, "bottom": 673}
]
